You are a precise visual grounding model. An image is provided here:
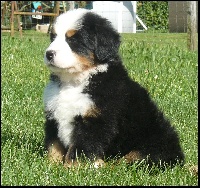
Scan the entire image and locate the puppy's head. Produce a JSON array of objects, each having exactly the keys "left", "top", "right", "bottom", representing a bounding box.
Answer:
[{"left": 44, "top": 9, "right": 120, "bottom": 74}]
